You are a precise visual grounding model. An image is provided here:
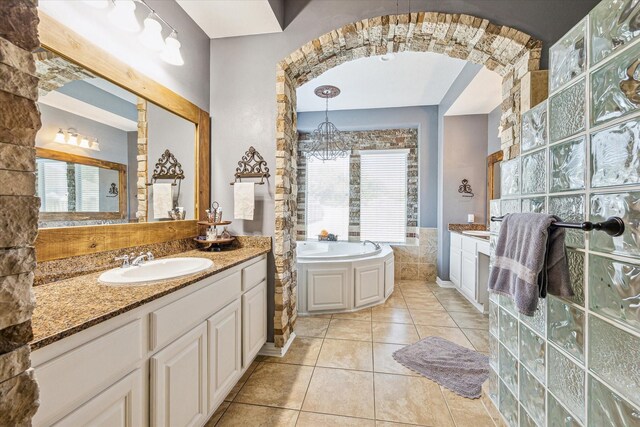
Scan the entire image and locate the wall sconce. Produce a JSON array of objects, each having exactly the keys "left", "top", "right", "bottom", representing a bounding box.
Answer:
[{"left": 52, "top": 128, "right": 101, "bottom": 151}]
